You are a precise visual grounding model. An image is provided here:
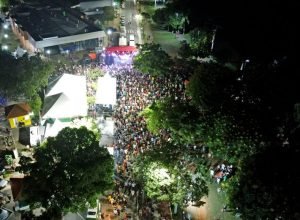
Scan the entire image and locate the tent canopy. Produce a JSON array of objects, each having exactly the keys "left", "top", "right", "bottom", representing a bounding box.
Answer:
[
  {"left": 105, "top": 46, "right": 137, "bottom": 53},
  {"left": 42, "top": 74, "right": 87, "bottom": 119},
  {"left": 95, "top": 74, "right": 116, "bottom": 106}
]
